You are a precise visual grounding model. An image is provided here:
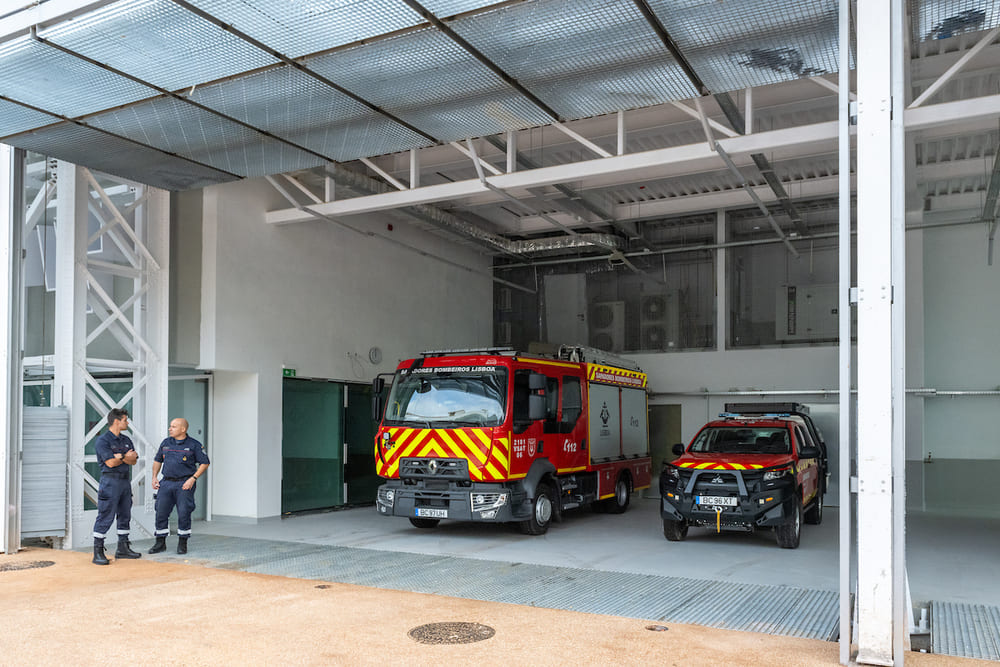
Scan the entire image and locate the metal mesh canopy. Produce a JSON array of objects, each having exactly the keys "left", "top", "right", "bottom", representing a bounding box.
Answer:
[
  {"left": 648, "top": 0, "right": 841, "bottom": 93},
  {"left": 450, "top": 0, "right": 698, "bottom": 118},
  {"left": 0, "top": 0, "right": 870, "bottom": 191},
  {"left": 911, "top": 0, "right": 1000, "bottom": 43}
]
